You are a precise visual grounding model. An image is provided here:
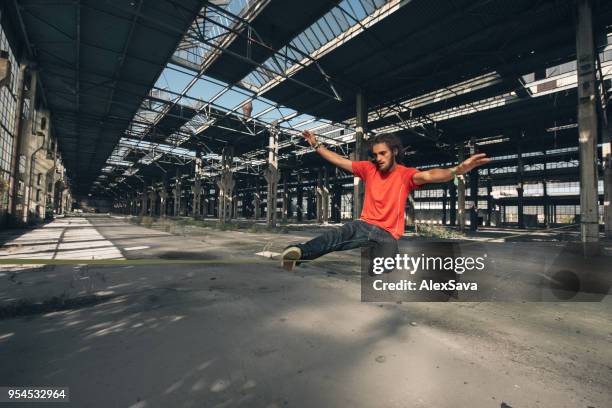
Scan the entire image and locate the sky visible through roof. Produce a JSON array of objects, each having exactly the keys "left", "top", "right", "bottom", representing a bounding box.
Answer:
[{"left": 94, "top": 3, "right": 612, "bottom": 195}]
